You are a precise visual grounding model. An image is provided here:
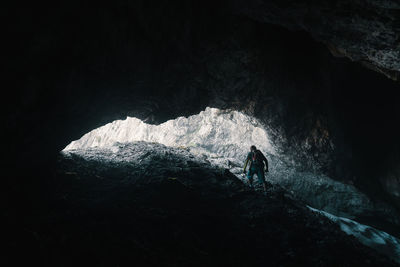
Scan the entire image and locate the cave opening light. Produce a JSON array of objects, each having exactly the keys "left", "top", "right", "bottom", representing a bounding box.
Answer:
[{"left": 62, "top": 107, "right": 276, "bottom": 173}]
